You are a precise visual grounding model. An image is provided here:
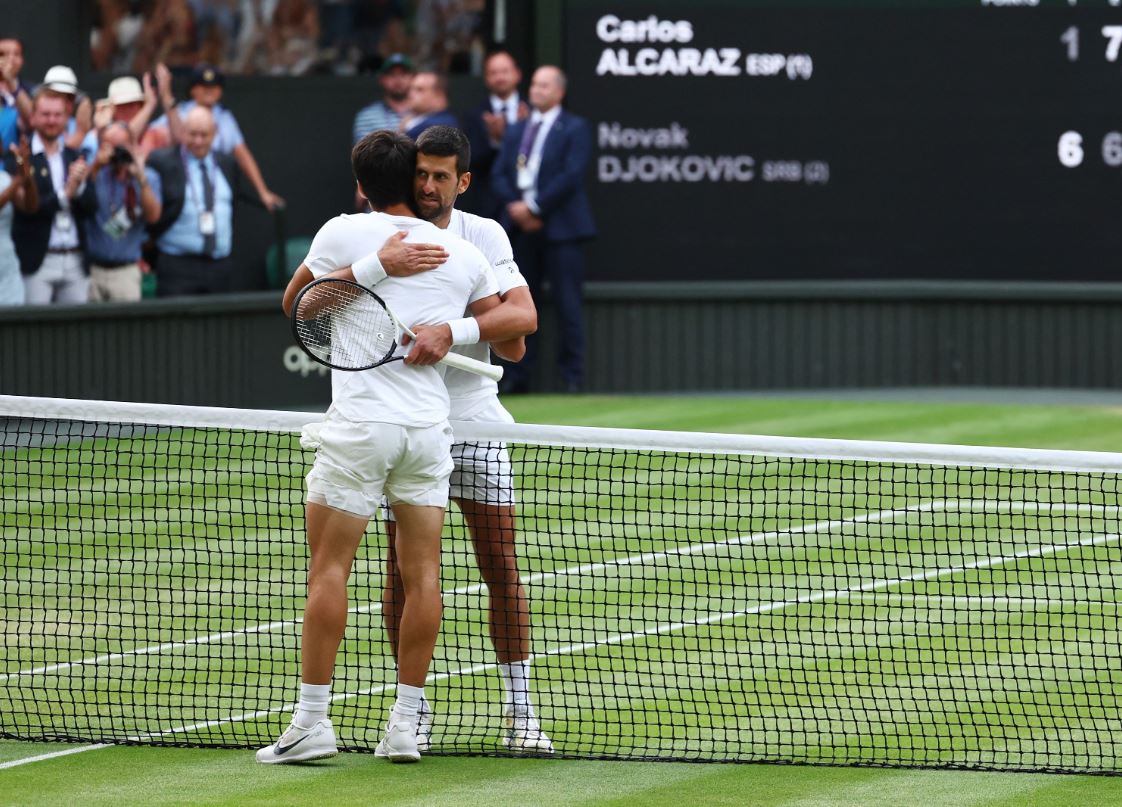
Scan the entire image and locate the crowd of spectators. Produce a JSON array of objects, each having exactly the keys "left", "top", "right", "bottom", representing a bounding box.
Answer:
[
  {"left": 90, "top": 0, "right": 487, "bottom": 77},
  {"left": 0, "top": 33, "right": 283, "bottom": 304},
  {"left": 1, "top": 15, "right": 595, "bottom": 390}
]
